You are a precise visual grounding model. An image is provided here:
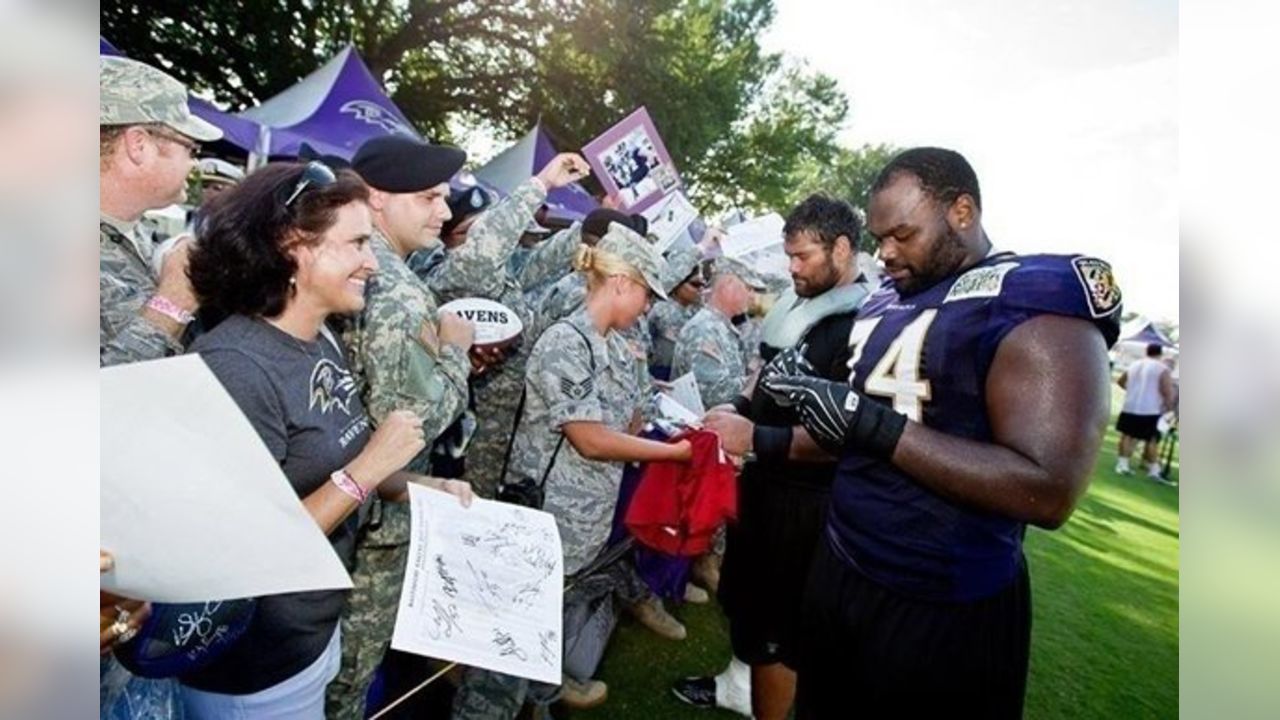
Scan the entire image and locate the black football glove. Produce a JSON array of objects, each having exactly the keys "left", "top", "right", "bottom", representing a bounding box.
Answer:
[
  {"left": 759, "top": 343, "right": 815, "bottom": 388},
  {"left": 759, "top": 374, "right": 908, "bottom": 458}
]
